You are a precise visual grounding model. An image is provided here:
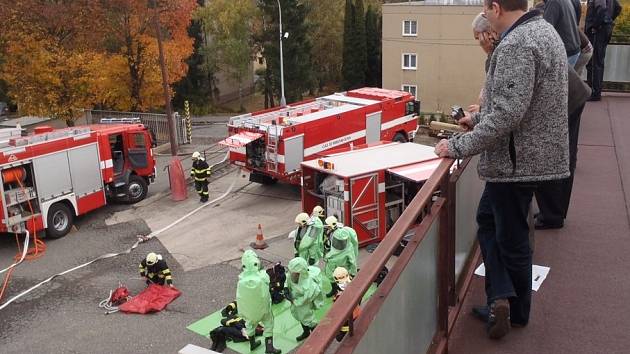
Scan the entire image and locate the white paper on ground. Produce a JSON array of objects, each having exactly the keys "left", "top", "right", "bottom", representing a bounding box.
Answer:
[{"left": 474, "top": 263, "right": 551, "bottom": 292}]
